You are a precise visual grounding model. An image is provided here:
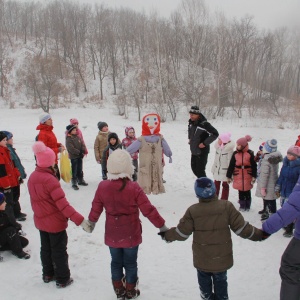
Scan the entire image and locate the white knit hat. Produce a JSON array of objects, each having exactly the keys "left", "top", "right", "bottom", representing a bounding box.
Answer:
[
  {"left": 107, "top": 149, "right": 134, "bottom": 180},
  {"left": 39, "top": 113, "right": 52, "bottom": 124}
]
